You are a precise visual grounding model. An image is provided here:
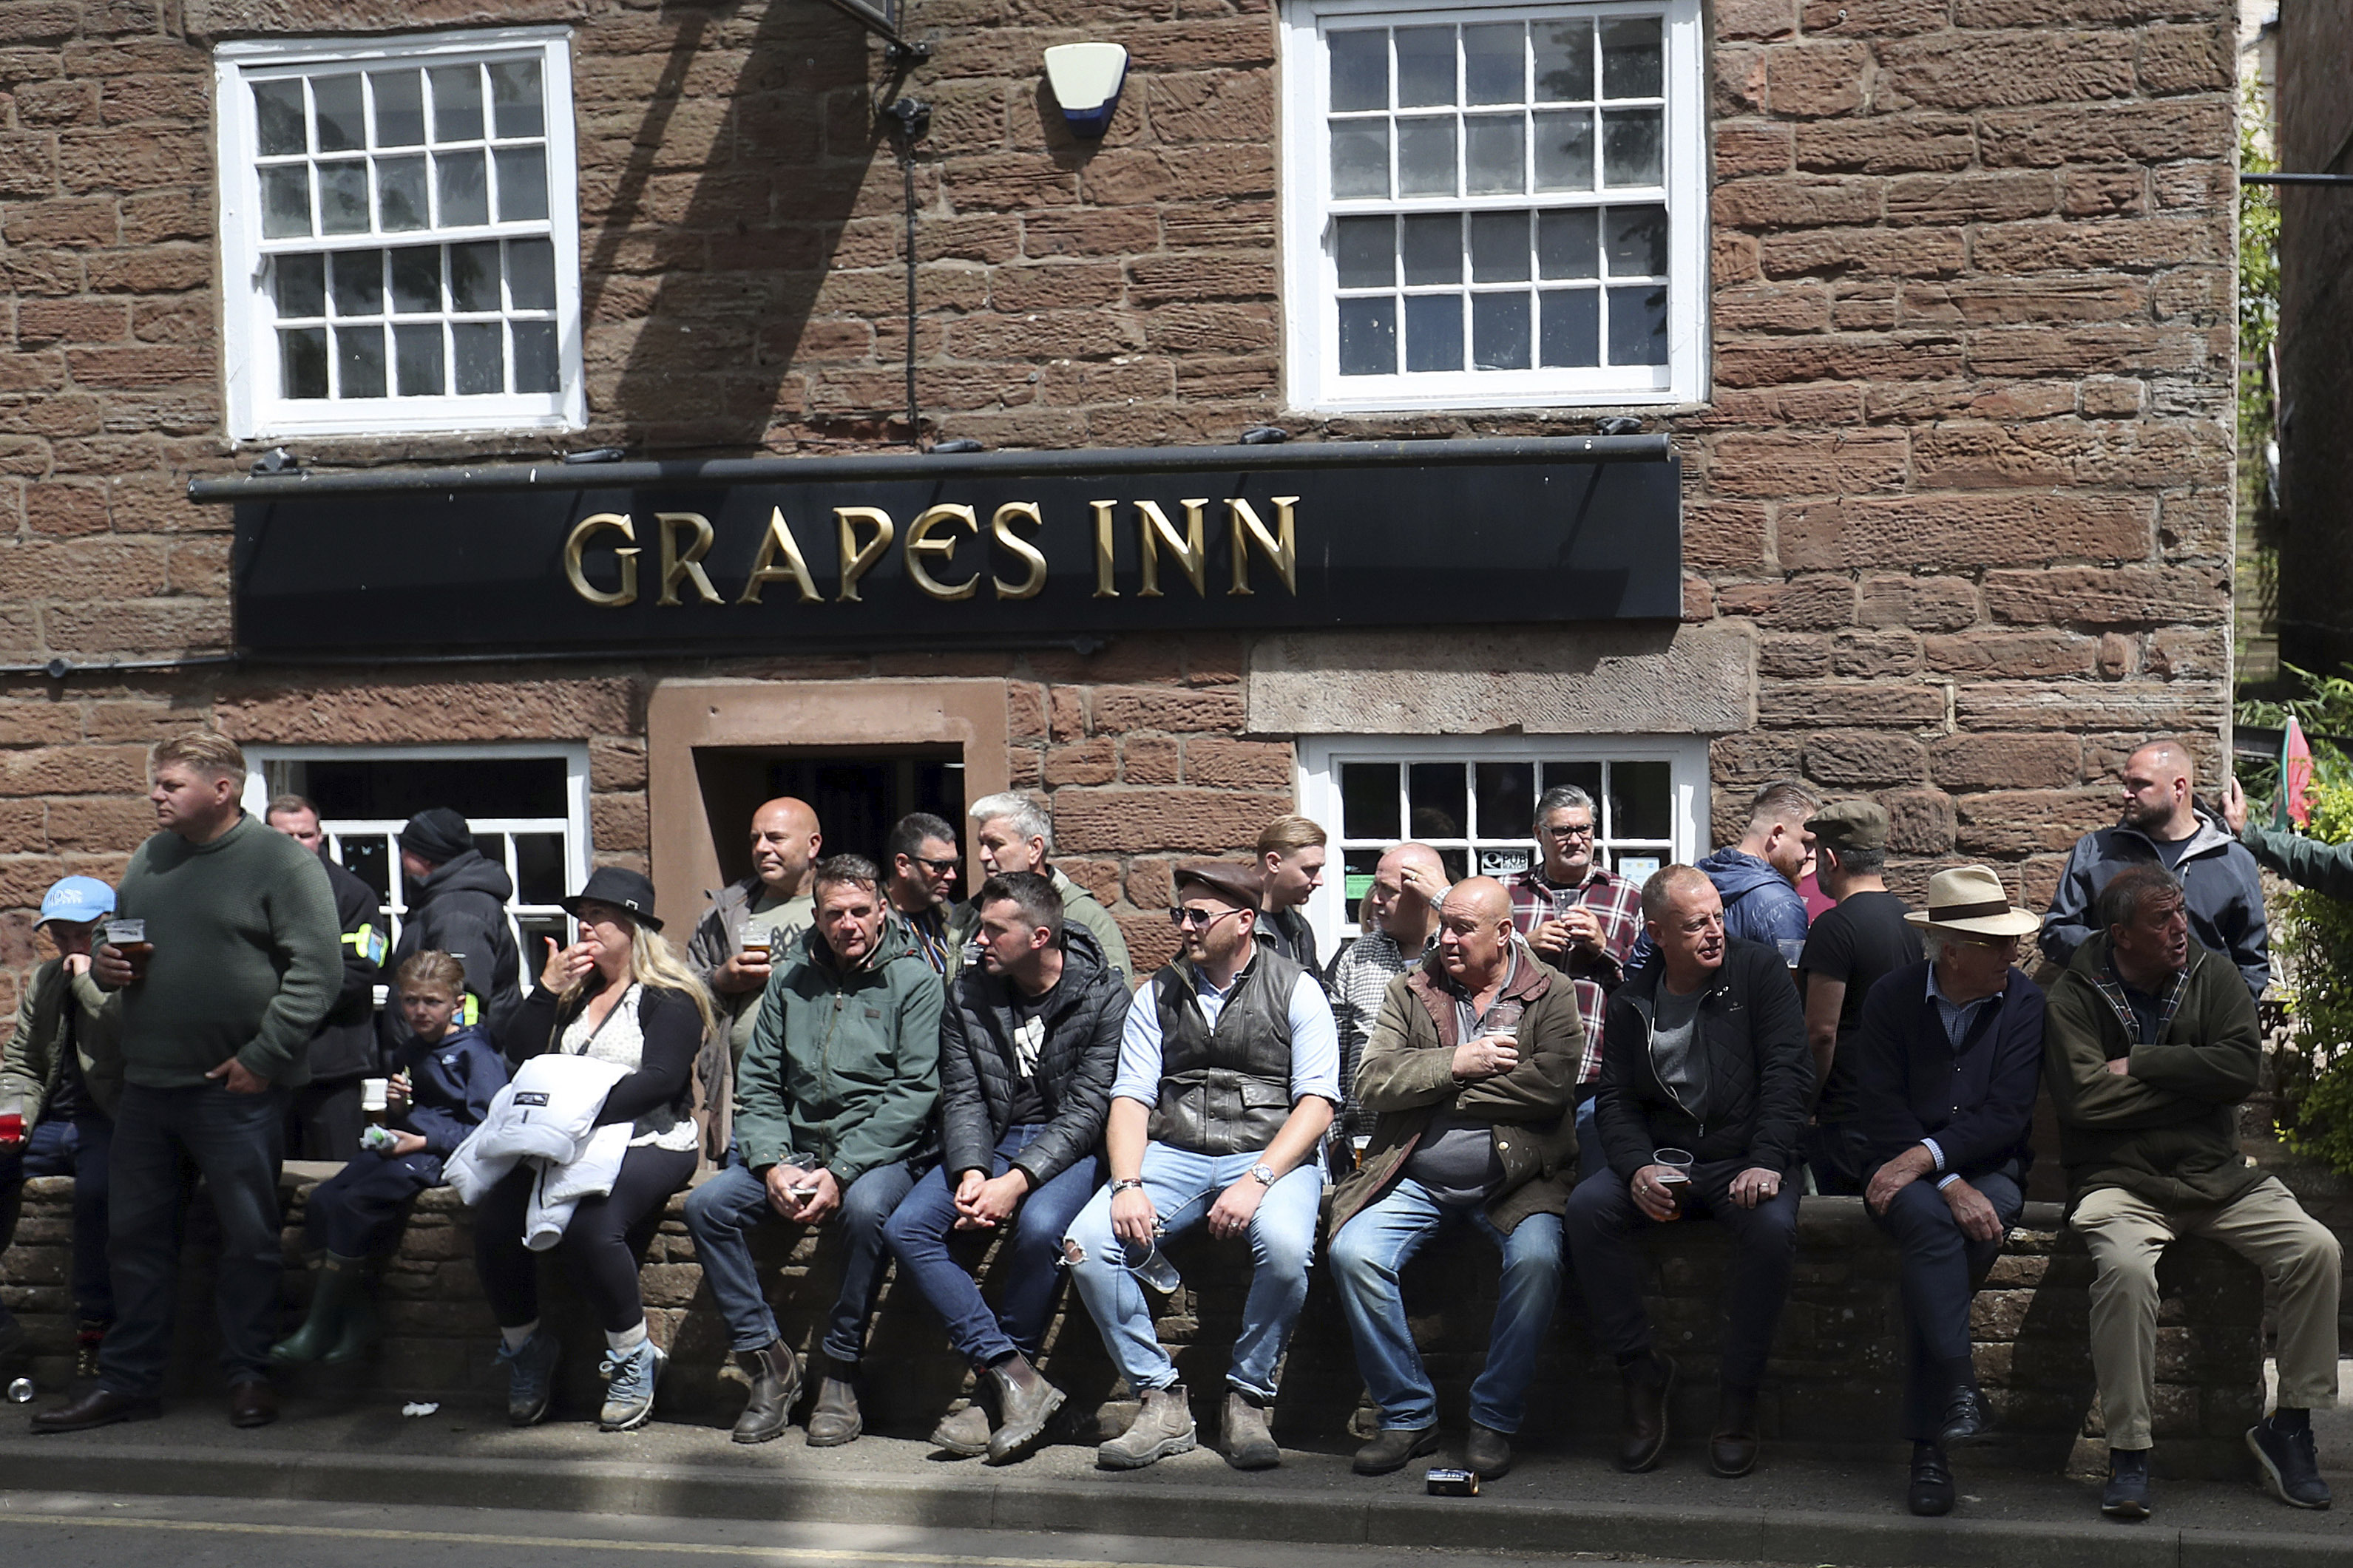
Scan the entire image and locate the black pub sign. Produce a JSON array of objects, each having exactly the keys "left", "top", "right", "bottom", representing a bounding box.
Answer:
[{"left": 217, "top": 437, "right": 1681, "bottom": 654}]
